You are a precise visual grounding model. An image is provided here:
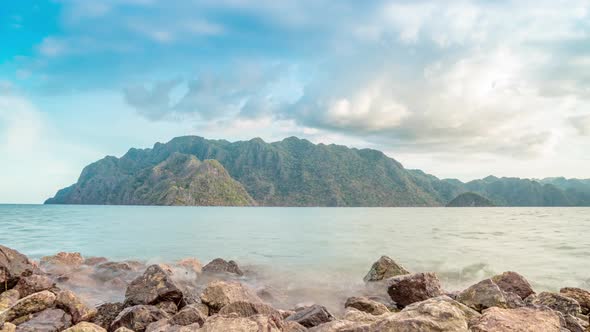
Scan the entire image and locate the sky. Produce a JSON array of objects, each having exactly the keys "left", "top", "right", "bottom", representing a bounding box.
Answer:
[{"left": 1, "top": 0, "right": 590, "bottom": 203}]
